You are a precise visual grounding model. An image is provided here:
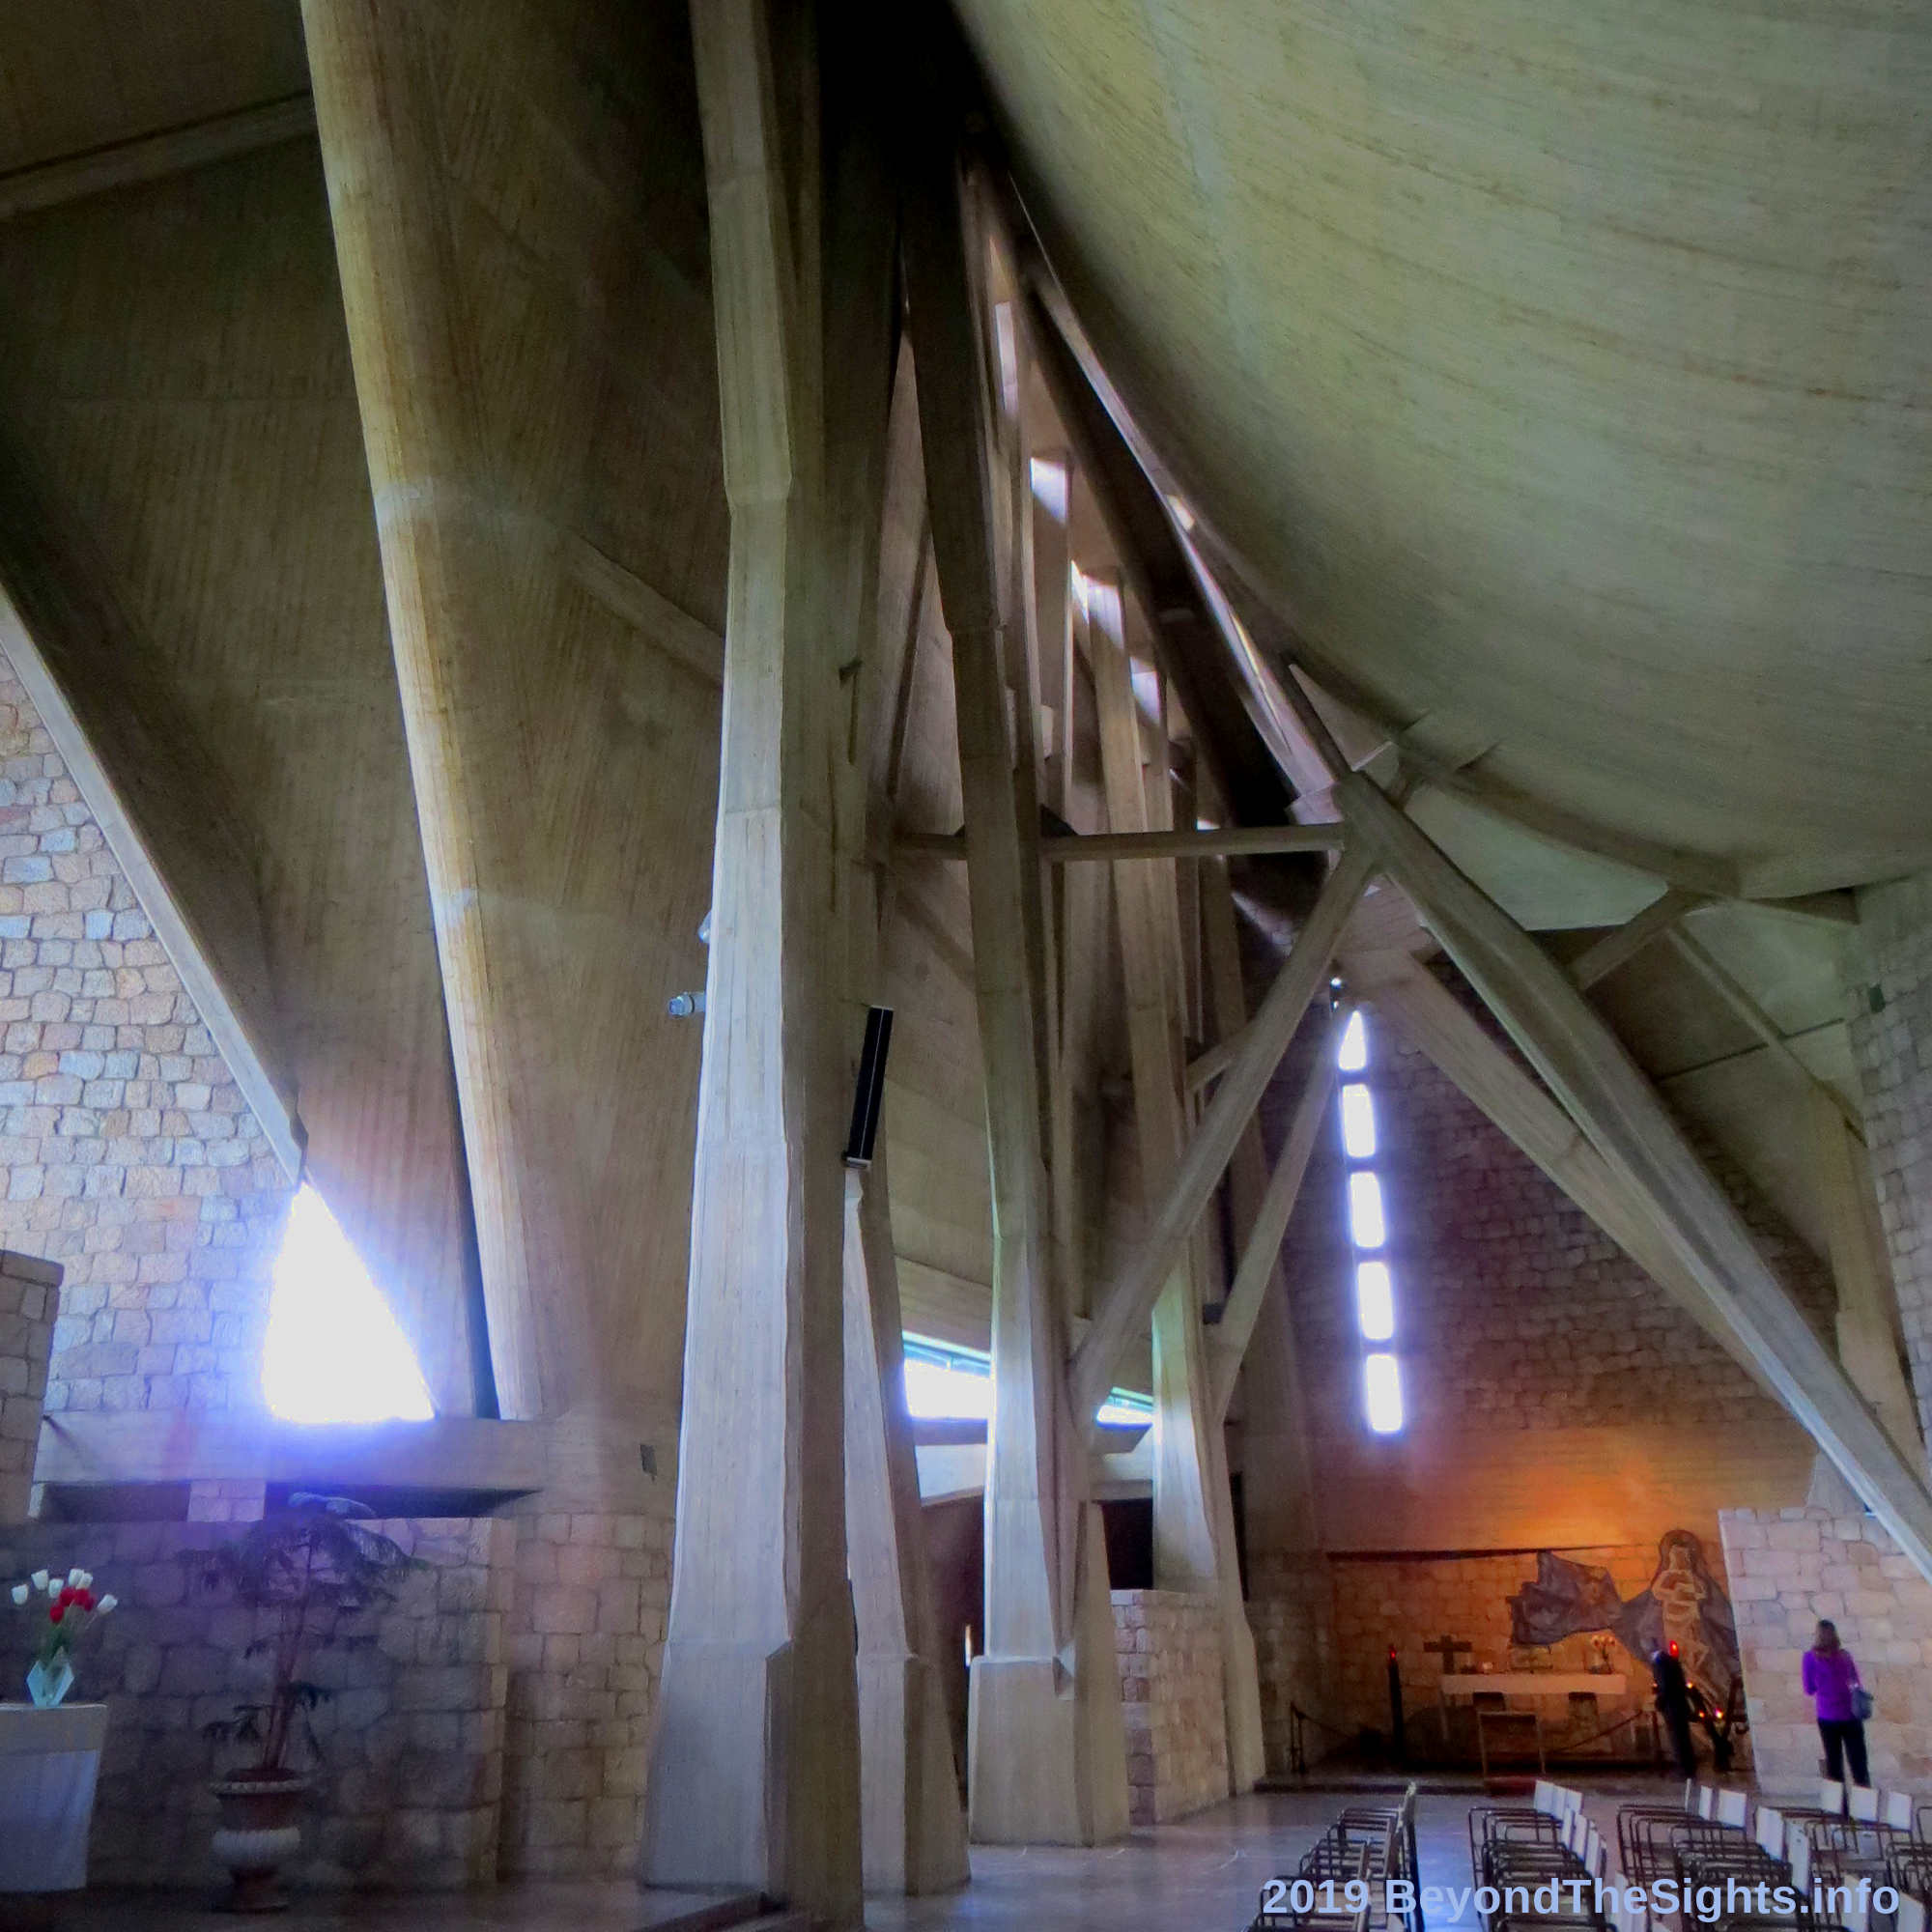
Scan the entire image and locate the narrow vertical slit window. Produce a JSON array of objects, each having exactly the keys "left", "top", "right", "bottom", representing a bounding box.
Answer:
[
  {"left": 1340, "top": 1082, "right": 1377, "bottom": 1159},
  {"left": 1354, "top": 1261, "right": 1395, "bottom": 1342},
  {"left": 1364, "top": 1352, "right": 1405, "bottom": 1434},
  {"left": 1337, "top": 1009, "right": 1368, "bottom": 1072},
  {"left": 1336, "top": 1006, "right": 1402, "bottom": 1432},
  {"left": 1347, "top": 1171, "right": 1386, "bottom": 1250}
]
